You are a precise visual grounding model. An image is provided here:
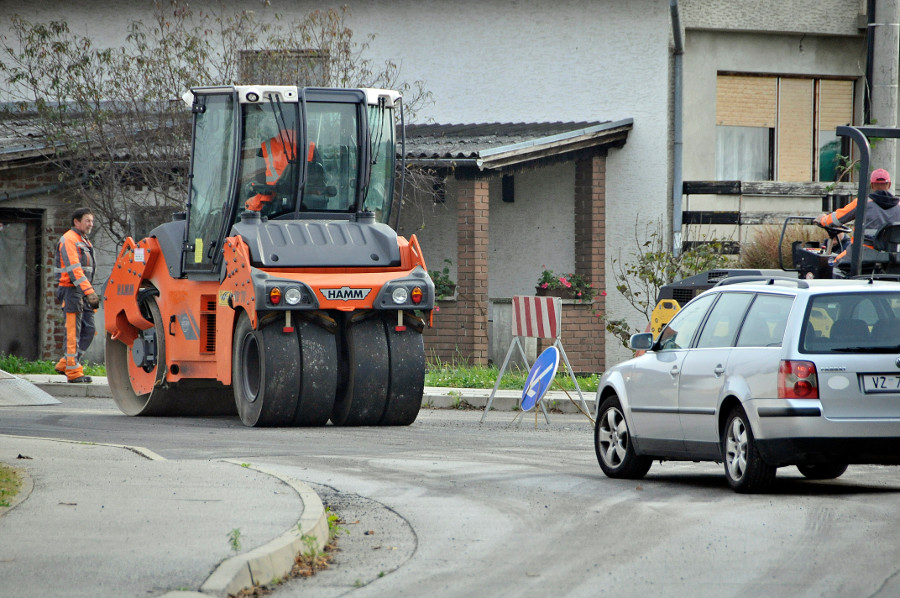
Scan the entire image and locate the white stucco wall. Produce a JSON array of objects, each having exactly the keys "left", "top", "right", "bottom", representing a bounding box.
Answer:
[
  {"left": 680, "top": 0, "right": 863, "bottom": 36},
  {"left": 488, "top": 164, "right": 575, "bottom": 299}
]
